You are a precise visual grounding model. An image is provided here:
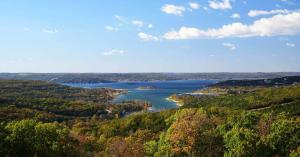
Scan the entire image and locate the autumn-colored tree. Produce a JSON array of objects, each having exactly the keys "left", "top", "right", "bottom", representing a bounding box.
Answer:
[
  {"left": 105, "top": 136, "right": 144, "bottom": 157},
  {"left": 156, "top": 108, "right": 223, "bottom": 156}
]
